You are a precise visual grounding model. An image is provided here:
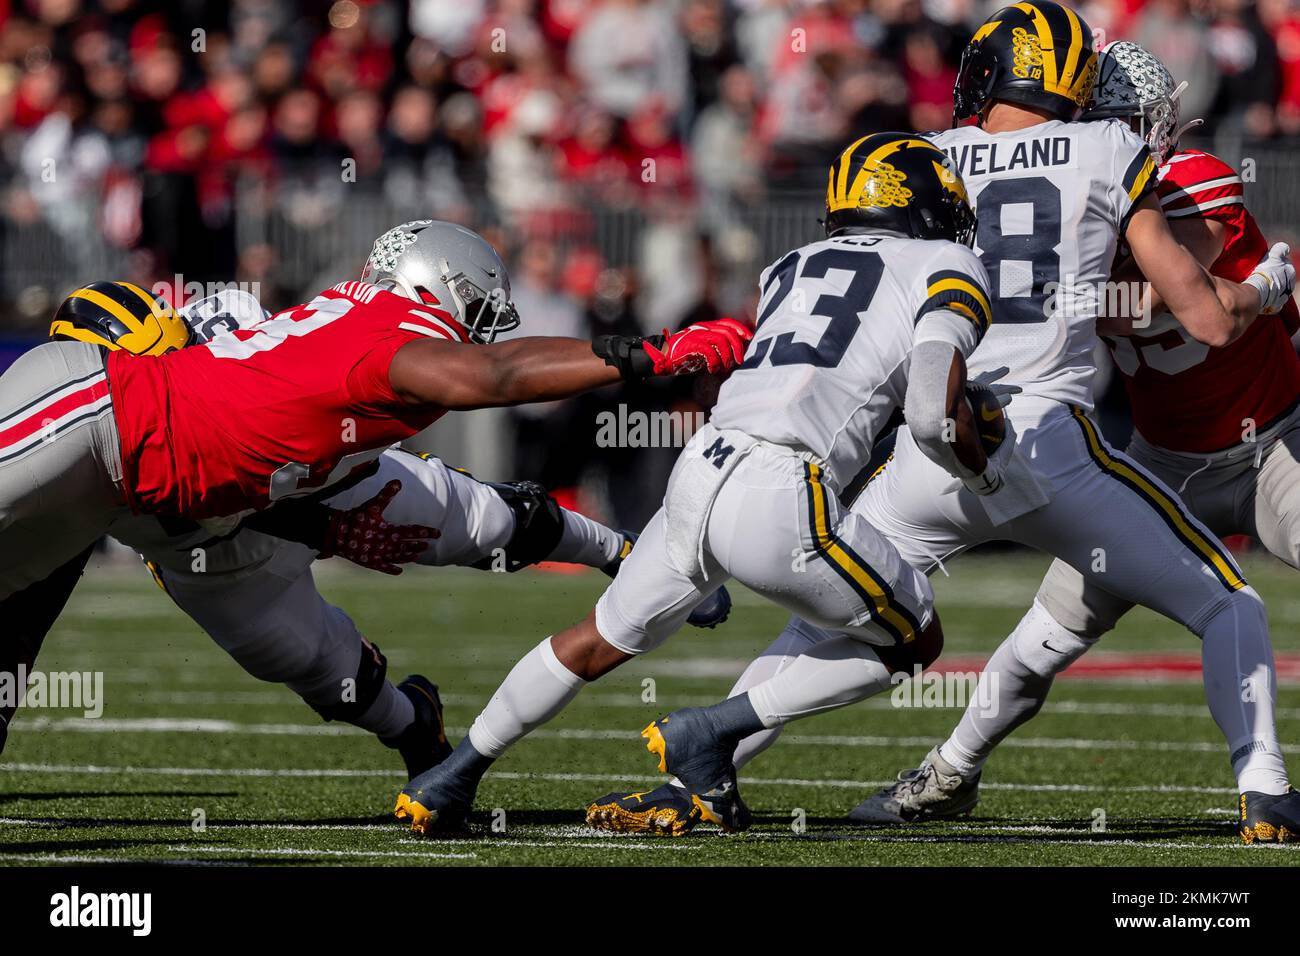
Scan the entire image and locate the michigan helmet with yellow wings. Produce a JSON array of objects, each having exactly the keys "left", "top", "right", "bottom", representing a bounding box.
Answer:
[
  {"left": 50, "top": 281, "right": 192, "bottom": 356},
  {"left": 825, "top": 132, "right": 976, "bottom": 247},
  {"left": 953, "top": 1, "right": 1098, "bottom": 124}
]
